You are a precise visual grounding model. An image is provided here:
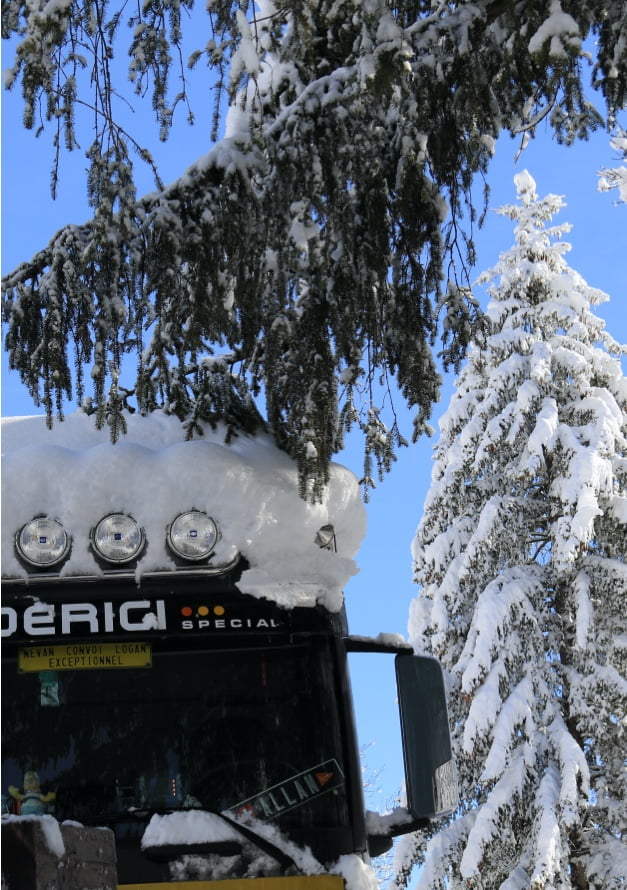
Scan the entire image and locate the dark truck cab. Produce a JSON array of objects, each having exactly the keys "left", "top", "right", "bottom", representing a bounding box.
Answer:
[
  {"left": 2, "top": 566, "right": 456, "bottom": 887},
  {"left": 1, "top": 413, "right": 456, "bottom": 889}
]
